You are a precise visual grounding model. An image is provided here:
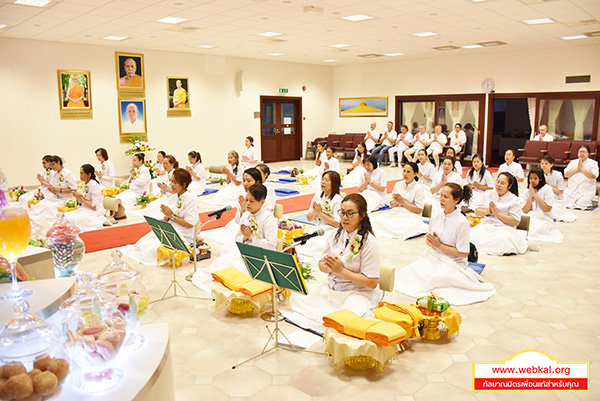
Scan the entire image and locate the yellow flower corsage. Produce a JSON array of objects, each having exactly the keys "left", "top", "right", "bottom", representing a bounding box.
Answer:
[{"left": 342, "top": 234, "right": 362, "bottom": 263}]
